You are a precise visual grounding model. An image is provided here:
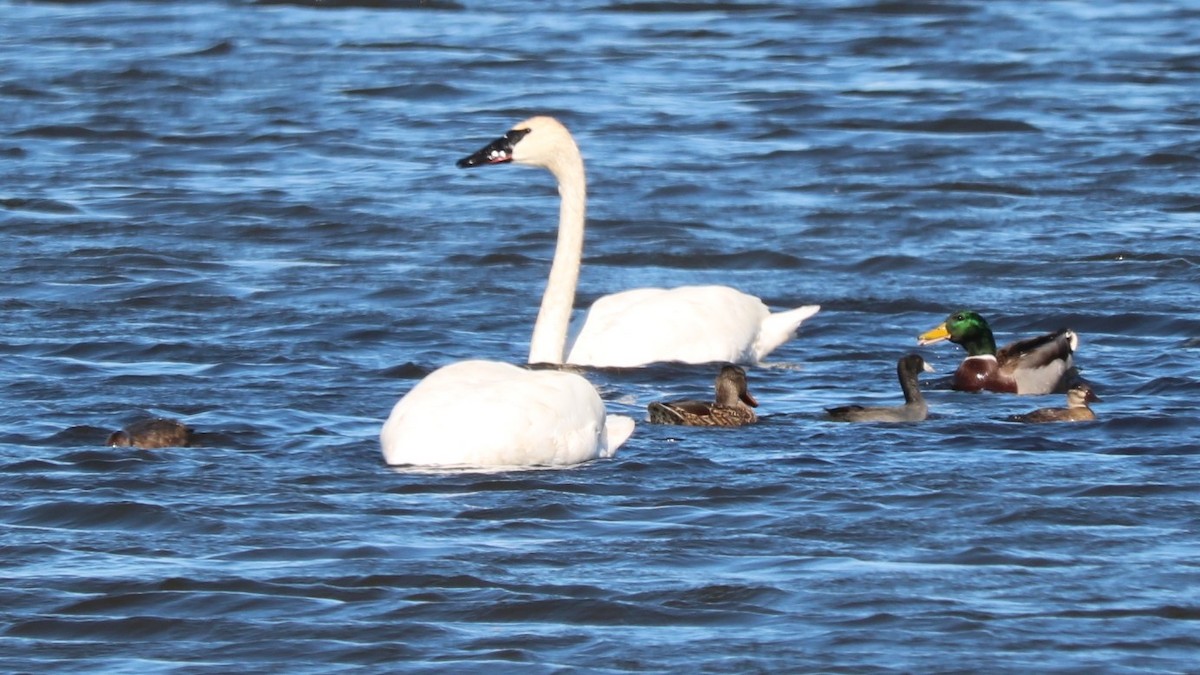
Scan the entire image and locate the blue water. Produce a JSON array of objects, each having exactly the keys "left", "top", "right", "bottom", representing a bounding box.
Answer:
[{"left": 3, "top": 0, "right": 1199, "bottom": 671}]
